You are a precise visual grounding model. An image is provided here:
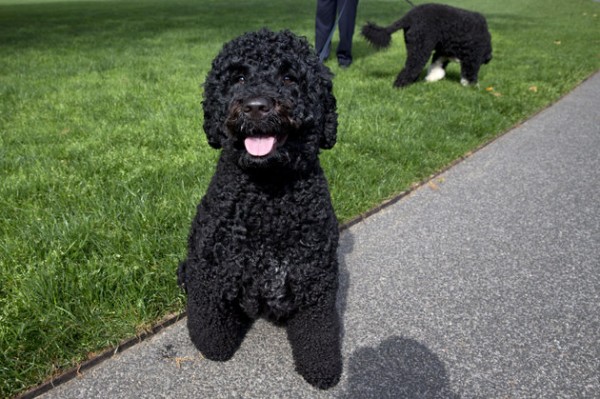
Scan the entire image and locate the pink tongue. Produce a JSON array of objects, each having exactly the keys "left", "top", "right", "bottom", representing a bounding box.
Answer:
[{"left": 244, "top": 136, "right": 276, "bottom": 157}]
